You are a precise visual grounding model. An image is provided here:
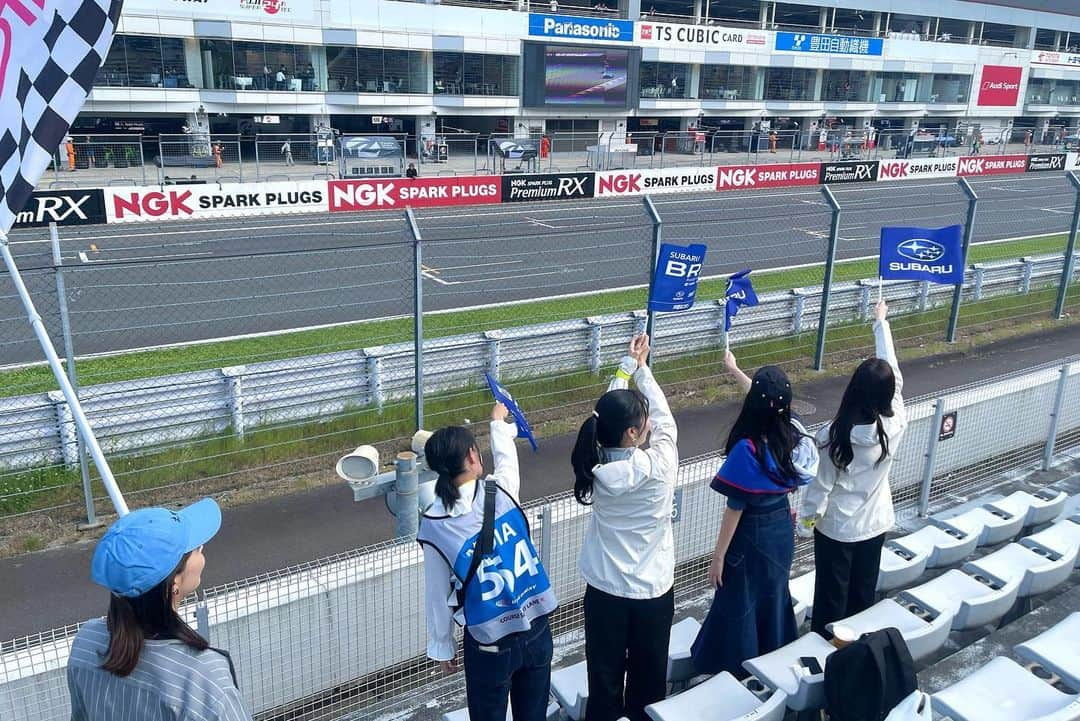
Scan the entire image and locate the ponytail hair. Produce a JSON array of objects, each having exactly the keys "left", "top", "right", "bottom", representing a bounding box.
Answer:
[
  {"left": 102, "top": 553, "right": 209, "bottom": 677},
  {"left": 424, "top": 426, "right": 479, "bottom": 510},
  {"left": 571, "top": 389, "right": 649, "bottom": 505}
]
